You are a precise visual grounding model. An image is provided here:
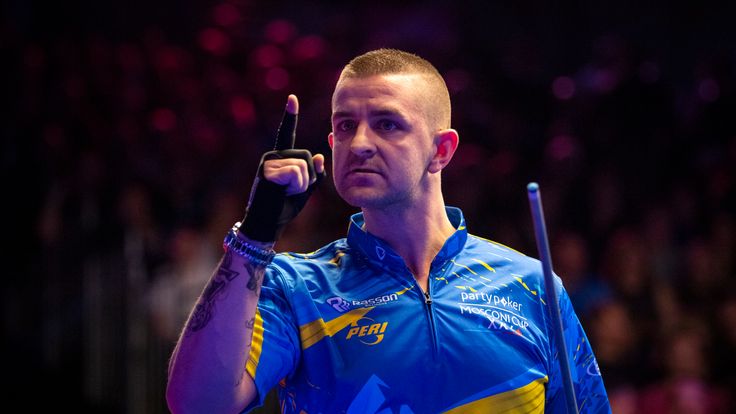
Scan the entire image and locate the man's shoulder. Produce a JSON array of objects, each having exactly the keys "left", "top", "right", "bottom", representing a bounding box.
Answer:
[
  {"left": 463, "top": 234, "right": 552, "bottom": 284},
  {"left": 268, "top": 238, "right": 354, "bottom": 276},
  {"left": 464, "top": 234, "right": 534, "bottom": 263},
  {"left": 273, "top": 237, "right": 347, "bottom": 260}
]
